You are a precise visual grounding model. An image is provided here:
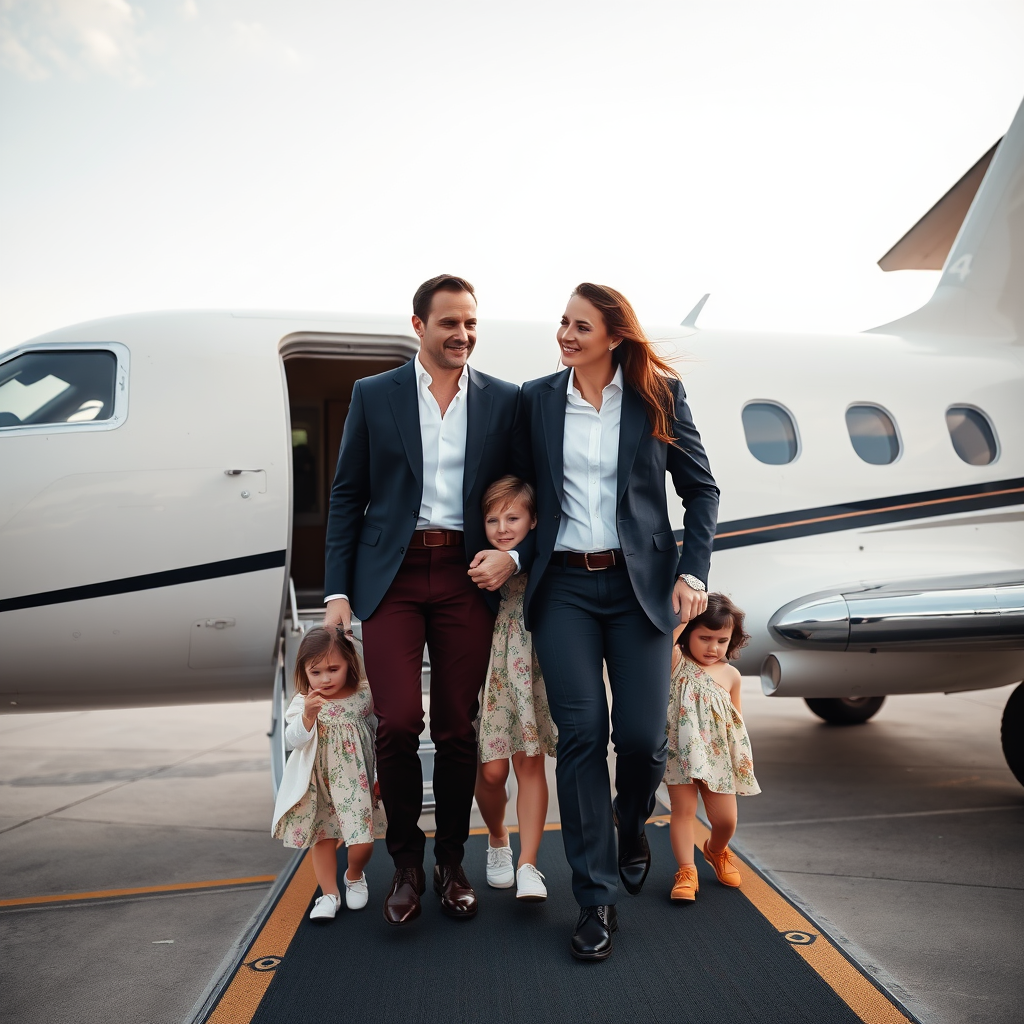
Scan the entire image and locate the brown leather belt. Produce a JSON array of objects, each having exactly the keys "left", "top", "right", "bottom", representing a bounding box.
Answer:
[
  {"left": 409, "top": 529, "right": 464, "bottom": 549},
  {"left": 557, "top": 549, "right": 623, "bottom": 571}
]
